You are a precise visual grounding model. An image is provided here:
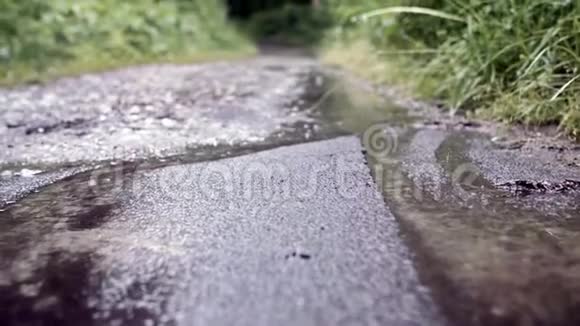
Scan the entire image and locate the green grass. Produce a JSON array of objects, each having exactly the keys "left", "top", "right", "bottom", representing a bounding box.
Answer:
[
  {"left": 322, "top": 0, "right": 580, "bottom": 139},
  {"left": 0, "top": 0, "right": 253, "bottom": 86},
  {"left": 322, "top": 36, "right": 415, "bottom": 88}
]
